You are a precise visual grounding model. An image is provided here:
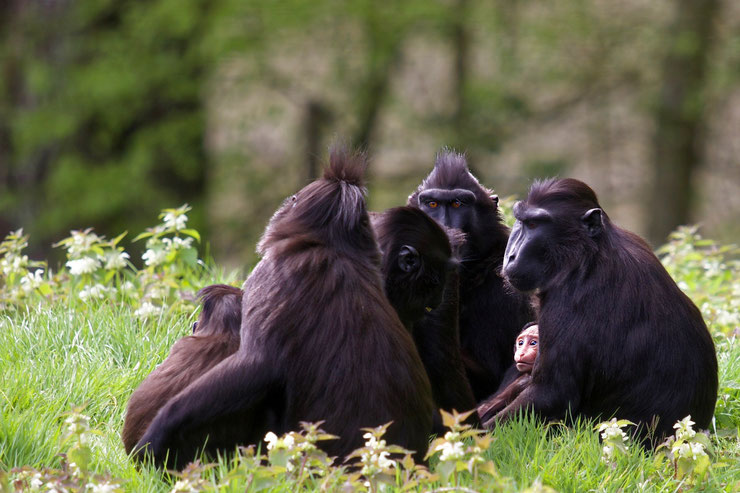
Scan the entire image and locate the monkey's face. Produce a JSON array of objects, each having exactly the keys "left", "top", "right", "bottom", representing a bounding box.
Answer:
[{"left": 514, "top": 325, "right": 539, "bottom": 374}]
